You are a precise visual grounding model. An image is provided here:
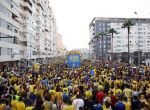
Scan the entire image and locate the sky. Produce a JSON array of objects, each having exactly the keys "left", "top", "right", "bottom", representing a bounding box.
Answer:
[{"left": 50, "top": 0, "right": 150, "bottom": 50}]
